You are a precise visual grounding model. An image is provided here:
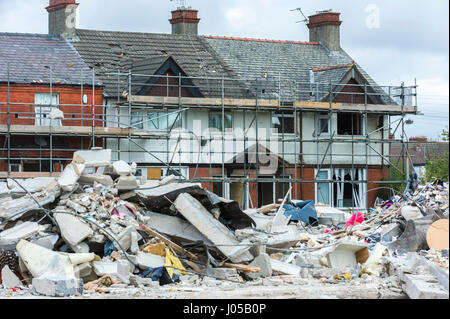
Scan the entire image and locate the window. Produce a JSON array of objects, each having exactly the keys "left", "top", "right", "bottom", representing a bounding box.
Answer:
[
  {"left": 315, "top": 168, "right": 366, "bottom": 208},
  {"left": 147, "top": 111, "right": 182, "bottom": 130},
  {"left": 318, "top": 113, "right": 330, "bottom": 135},
  {"left": 316, "top": 170, "right": 331, "bottom": 205},
  {"left": 35, "top": 93, "right": 60, "bottom": 126},
  {"left": 131, "top": 112, "right": 143, "bottom": 129},
  {"left": 209, "top": 113, "right": 232, "bottom": 131},
  {"left": 337, "top": 113, "right": 364, "bottom": 136},
  {"left": 9, "top": 161, "right": 21, "bottom": 172},
  {"left": 272, "top": 111, "right": 295, "bottom": 134}
]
